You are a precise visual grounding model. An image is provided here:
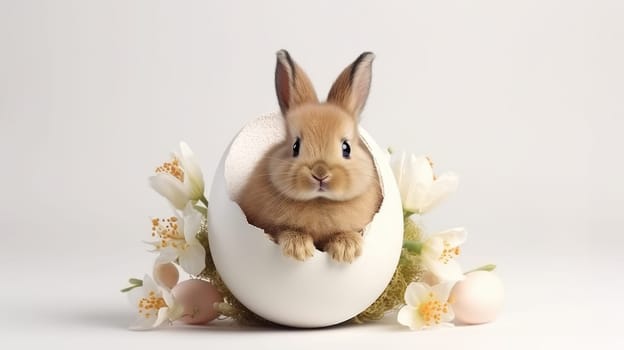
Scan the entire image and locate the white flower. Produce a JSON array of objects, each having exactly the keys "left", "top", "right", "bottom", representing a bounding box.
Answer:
[
  {"left": 127, "top": 274, "right": 184, "bottom": 330},
  {"left": 148, "top": 203, "right": 206, "bottom": 276},
  {"left": 390, "top": 151, "right": 458, "bottom": 215},
  {"left": 397, "top": 281, "right": 455, "bottom": 331},
  {"left": 150, "top": 141, "right": 206, "bottom": 210},
  {"left": 421, "top": 227, "right": 467, "bottom": 282},
  {"left": 178, "top": 142, "right": 205, "bottom": 201}
]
